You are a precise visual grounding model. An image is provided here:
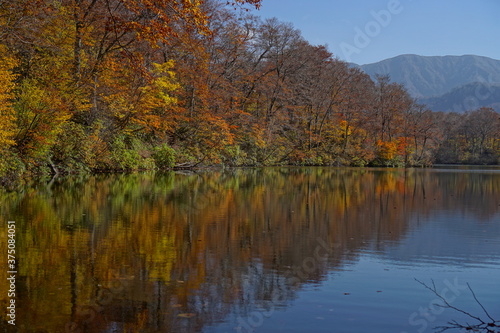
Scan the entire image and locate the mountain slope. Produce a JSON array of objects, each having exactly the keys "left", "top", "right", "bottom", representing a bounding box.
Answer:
[
  {"left": 360, "top": 54, "right": 500, "bottom": 99},
  {"left": 419, "top": 82, "right": 500, "bottom": 112}
]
